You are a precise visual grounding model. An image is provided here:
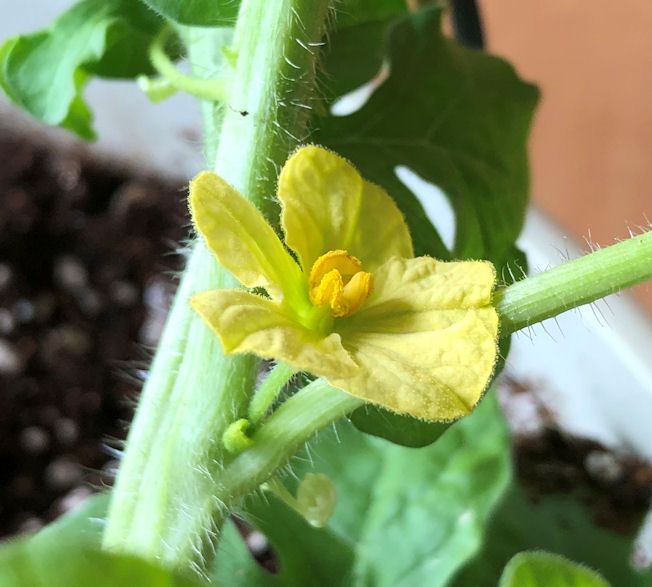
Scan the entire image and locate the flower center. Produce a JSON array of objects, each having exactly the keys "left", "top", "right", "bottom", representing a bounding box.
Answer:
[{"left": 308, "top": 250, "right": 373, "bottom": 318}]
